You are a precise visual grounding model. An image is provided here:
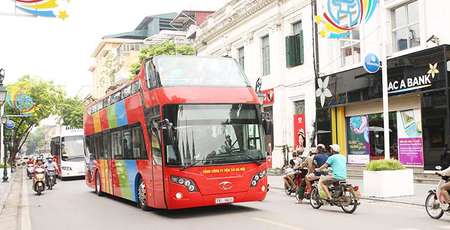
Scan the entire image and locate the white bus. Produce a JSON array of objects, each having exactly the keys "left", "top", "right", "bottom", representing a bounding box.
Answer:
[{"left": 50, "top": 128, "right": 85, "bottom": 179}]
